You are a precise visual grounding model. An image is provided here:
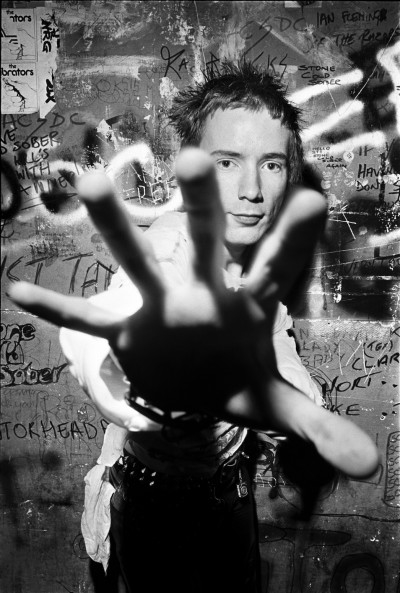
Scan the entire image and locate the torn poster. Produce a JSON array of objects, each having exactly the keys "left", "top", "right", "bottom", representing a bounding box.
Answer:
[
  {"left": 1, "top": 62, "right": 38, "bottom": 114},
  {"left": 1, "top": 8, "right": 36, "bottom": 62},
  {"left": 1, "top": 7, "right": 59, "bottom": 117},
  {"left": 36, "top": 7, "right": 59, "bottom": 117}
]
